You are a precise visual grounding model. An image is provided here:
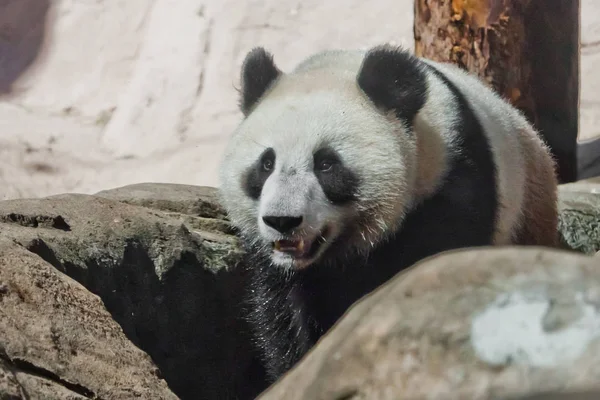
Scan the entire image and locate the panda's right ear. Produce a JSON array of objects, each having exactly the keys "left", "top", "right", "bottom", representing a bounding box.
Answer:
[{"left": 239, "top": 47, "right": 282, "bottom": 116}]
